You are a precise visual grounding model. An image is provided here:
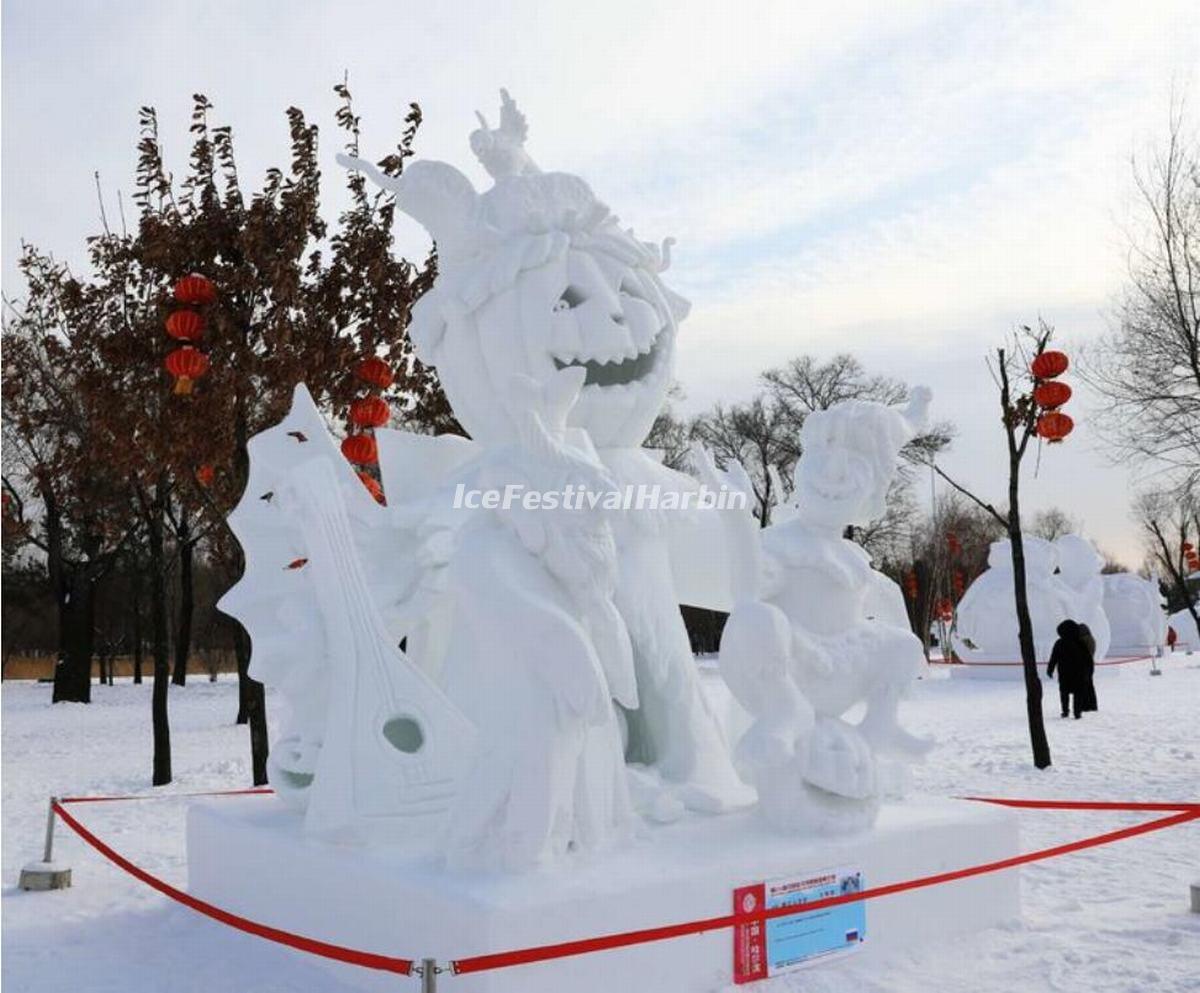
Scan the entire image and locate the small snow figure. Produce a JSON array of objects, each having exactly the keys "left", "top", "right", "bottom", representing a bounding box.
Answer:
[
  {"left": 1046, "top": 620, "right": 1092, "bottom": 719},
  {"left": 706, "top": 388, "right": 935, "bottom": 834}
]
